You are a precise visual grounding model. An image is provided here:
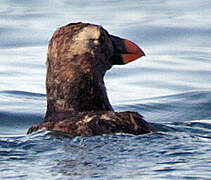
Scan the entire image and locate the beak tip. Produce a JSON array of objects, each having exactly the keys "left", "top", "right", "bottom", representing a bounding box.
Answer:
[
  {"left": 136, "top": 48, "right": 145, "bottom": 59},
  {"left": 138, "top": 46, "right": 145, "bottom": 57}
]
